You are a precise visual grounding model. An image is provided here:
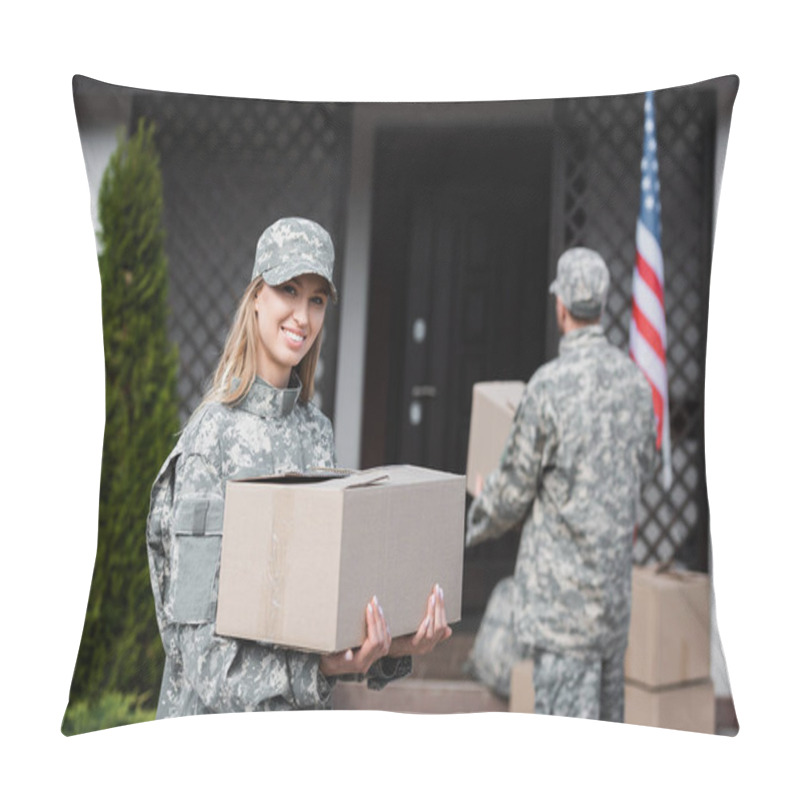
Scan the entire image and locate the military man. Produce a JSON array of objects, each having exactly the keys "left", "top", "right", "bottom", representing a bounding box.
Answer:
[{"left": 466, "top": 247, "right": 657, "bottom": 720}]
